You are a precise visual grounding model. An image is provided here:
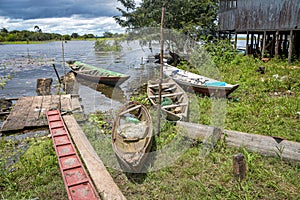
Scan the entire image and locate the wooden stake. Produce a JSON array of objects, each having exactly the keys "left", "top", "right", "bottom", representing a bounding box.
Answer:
[
  {"left": 233, "top": 153, "right": 247, "bottom": 181},
  {"left": 157, "top": 5, "right": 165, "bottom": 136}
]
